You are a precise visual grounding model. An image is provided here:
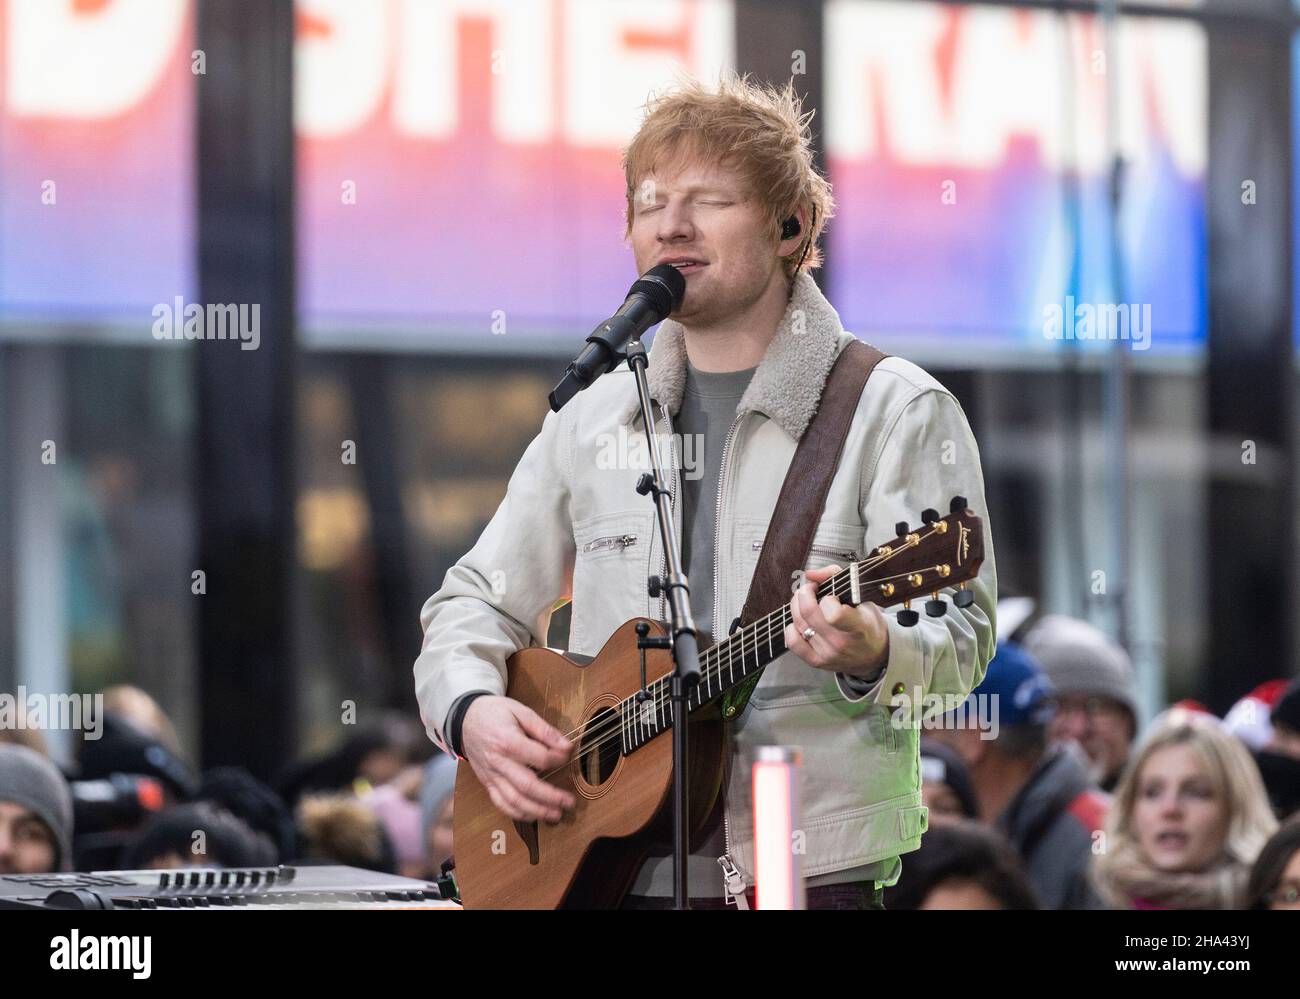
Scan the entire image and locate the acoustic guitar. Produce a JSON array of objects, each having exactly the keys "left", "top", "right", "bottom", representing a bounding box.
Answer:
[{"left": 452, "top": 497, "right": 985, "bottom": 908}]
